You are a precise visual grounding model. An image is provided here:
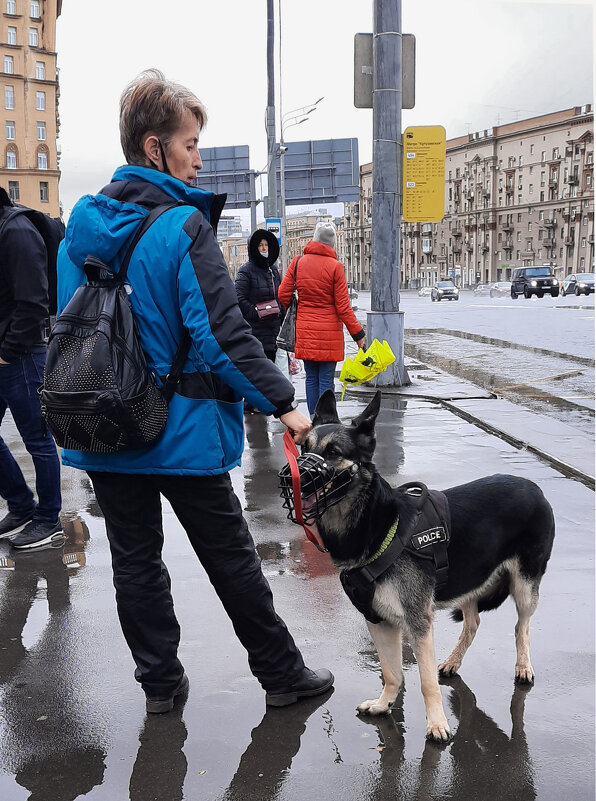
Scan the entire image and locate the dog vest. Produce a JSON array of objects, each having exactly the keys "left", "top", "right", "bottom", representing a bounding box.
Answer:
[{"left": 339, "top": 482, "right": 451, "bottom": 624}]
